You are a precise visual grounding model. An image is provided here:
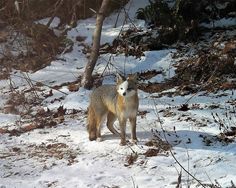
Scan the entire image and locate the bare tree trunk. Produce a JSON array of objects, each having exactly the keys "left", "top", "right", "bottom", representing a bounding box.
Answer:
[{"left": 81, "top": 0, "right": 110, "bottom": 89}]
